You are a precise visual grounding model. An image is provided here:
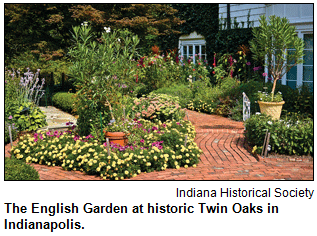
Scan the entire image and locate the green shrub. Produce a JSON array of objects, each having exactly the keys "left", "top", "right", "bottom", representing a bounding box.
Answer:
[
  {"left": 5, "top": 158, "right": 40, "bottom": 180},
  {"left": 152, "top": 83, "right": 193, "bottom": 108},
  {"left": 52, "top": 92, "right": 77, "bottom": 114},
  {"left": 244, "top": 113, "right": 313, "bottom": 156}
]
